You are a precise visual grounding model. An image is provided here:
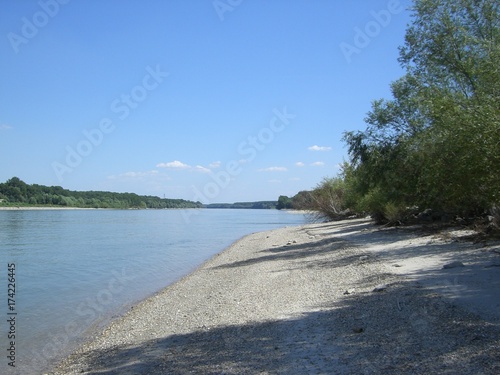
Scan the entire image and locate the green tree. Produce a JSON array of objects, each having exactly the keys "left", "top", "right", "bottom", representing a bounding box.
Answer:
[
  {"left": 291, "top": 191, "right": 314, "bottom": 210},
  {"left": 344, "top": 0, "right": 500, "bottom": 219},
  {"left": 277, "top": 195, "right": 293, "bottom": 210}
]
